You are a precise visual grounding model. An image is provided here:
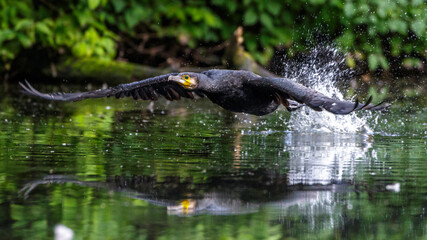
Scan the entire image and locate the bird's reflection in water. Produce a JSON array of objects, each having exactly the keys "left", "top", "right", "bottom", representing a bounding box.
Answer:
[{"left": 20, "top": 171, "right": 357, "bottom": 217}]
